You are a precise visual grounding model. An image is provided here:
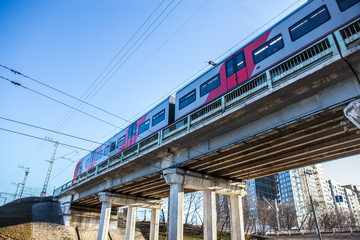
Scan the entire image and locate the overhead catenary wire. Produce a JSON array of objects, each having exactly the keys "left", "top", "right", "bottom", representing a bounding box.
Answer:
[
  {"left": 0, "top": 116, "right": 107, "bottom": 146},
  {"left": 0, "top": 127, "right": 93, "bottom": 152},
  {"left": 75, "top": 0, "right": 183, "bottom": 118},
  {"left": 0, "top": 75, "right": 121, "bottom": 129},
  {"left": 11, "top": 0, "right": 183, "bottom": 170},
  {"left": 0, "top": 64, "right": 131, "bottom": 124}
]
